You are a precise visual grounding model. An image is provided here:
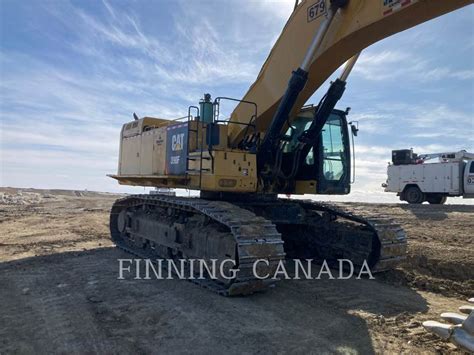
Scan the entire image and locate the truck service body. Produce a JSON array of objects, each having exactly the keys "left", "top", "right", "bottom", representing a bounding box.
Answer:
[{"left": 384, "top": 150, "right": 474, "bottom": 204}]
